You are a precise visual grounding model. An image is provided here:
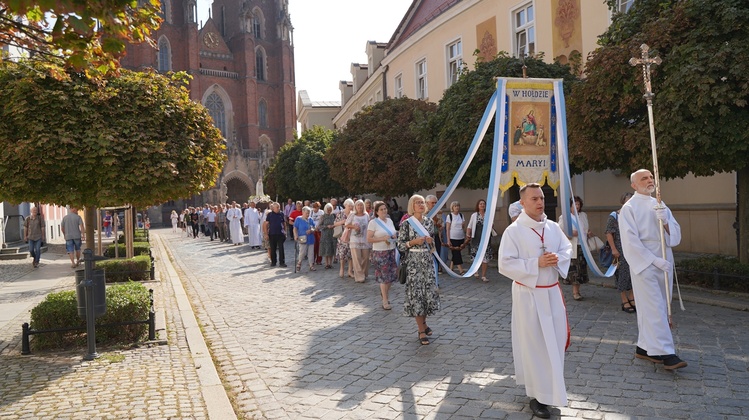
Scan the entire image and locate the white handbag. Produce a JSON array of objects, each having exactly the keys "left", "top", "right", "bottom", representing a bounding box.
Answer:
[{"left": 587, "top": 236, "right": 604, "bottom": 250}]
